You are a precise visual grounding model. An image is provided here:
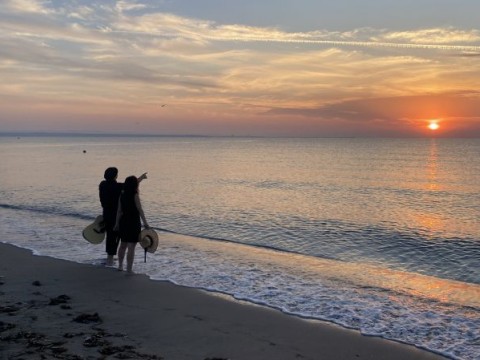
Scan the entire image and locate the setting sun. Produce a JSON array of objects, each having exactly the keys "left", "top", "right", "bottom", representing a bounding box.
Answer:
[{"left": 428, "top": 122, "right": 440, "bottom": 130}]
